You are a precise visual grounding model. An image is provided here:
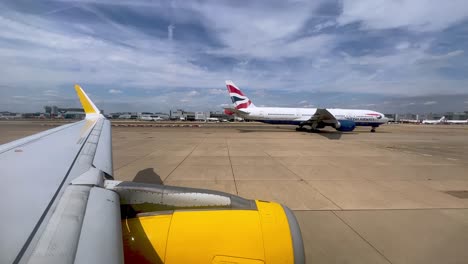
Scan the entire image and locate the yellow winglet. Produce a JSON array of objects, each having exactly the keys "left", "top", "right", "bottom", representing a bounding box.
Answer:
[{"left": 74, "top": 84, "right": 100, "bottom": 117}]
